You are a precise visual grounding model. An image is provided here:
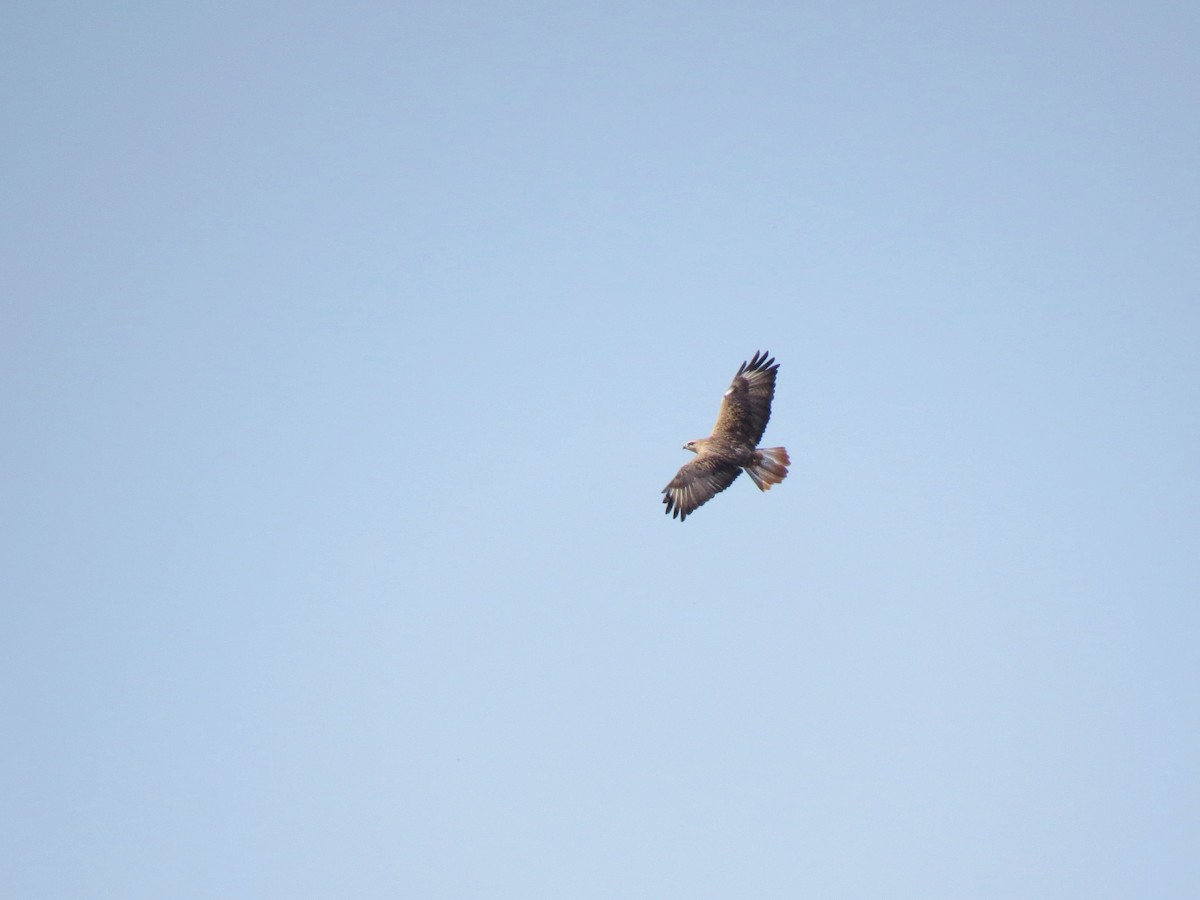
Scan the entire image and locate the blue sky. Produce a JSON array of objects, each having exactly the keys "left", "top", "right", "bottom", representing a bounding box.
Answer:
[{"left": 3, "top": 2, "right": 1198, "bottom": 897}]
